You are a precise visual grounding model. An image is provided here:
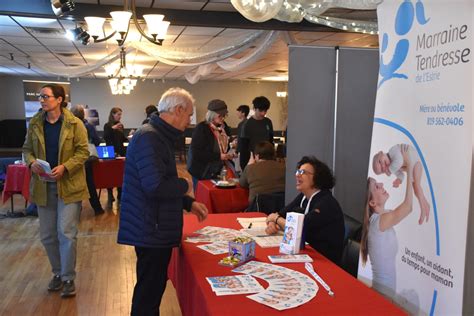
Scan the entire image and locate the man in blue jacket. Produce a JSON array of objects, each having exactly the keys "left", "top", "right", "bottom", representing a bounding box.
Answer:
[{"left": 118, "top": 87, "right": 208, "bottom": 316}]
